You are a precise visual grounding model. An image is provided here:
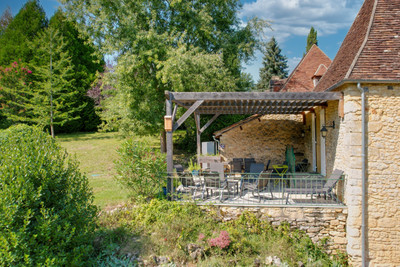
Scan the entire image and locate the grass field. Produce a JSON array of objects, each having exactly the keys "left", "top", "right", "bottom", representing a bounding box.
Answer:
[{"left": 57, "top": 132, "right": 160, "bottom": 209}]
